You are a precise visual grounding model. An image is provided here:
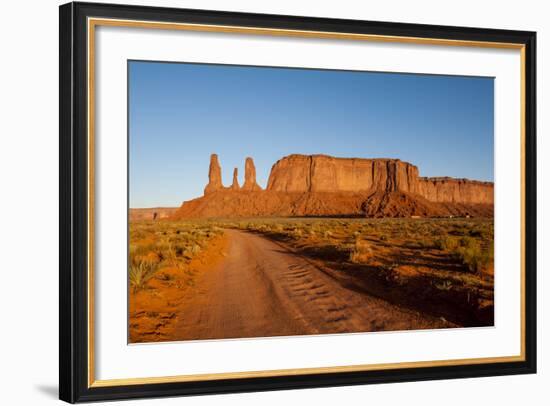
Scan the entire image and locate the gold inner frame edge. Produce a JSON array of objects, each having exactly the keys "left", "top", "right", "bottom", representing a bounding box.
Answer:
[{"left": 87, "top": 17, "right": 527, "bottom": 388}]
